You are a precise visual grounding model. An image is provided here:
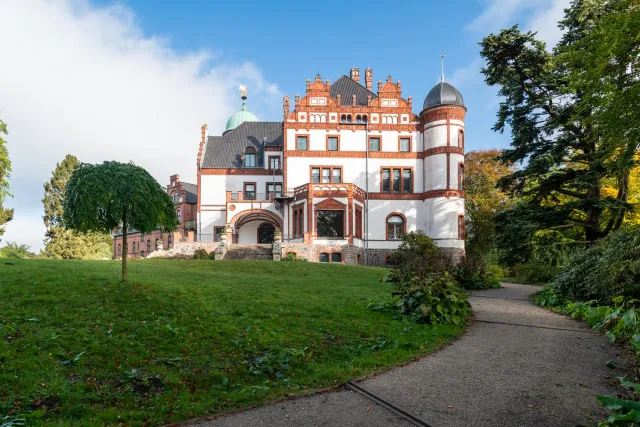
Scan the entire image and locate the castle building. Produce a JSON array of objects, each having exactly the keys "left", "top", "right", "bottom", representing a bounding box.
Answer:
[
  {"left": 113, "top": 174, "right": 198, "bottom": 258},
  {"left": 196, "top": 67, "right": 466, "bottom": 265}
]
